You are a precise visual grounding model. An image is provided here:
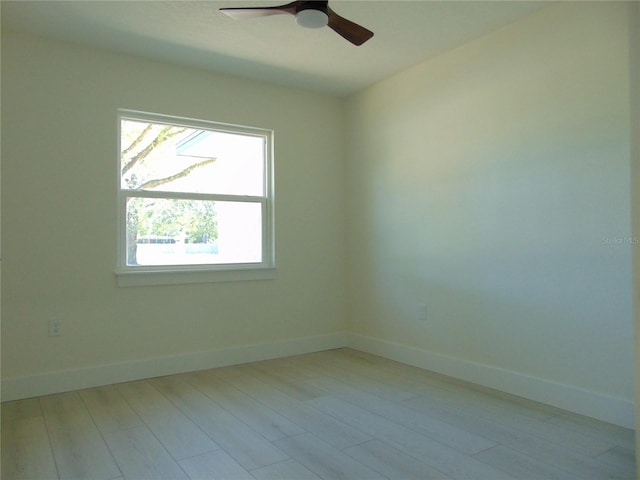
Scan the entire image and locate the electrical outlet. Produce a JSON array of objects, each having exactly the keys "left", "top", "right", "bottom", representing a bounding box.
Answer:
[
  {"left": 418, "top": 303, "right": 427, "bottom": 322},
  {"left": 49, "top": 318, "right": 63, "bottom": 337}
]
